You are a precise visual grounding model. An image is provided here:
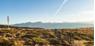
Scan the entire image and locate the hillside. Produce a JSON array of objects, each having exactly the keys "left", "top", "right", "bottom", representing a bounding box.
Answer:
[{"left": 0, "top": 25, "right": 94, "bottom": 46}]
